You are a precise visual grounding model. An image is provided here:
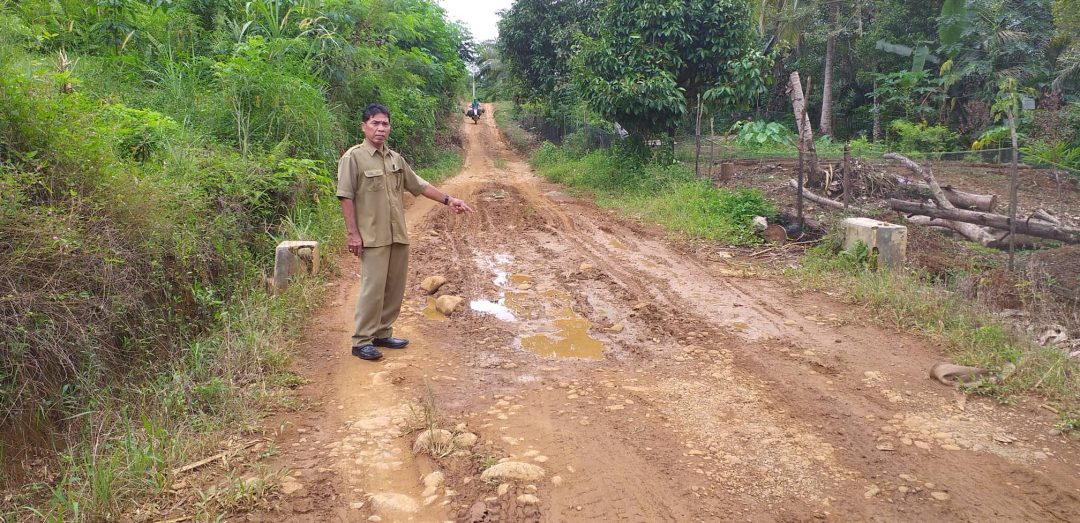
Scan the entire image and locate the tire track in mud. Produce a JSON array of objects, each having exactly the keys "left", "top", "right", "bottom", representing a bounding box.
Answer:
[{"left": 249, "top": 105, "right": 1080, "bottom": 523}]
